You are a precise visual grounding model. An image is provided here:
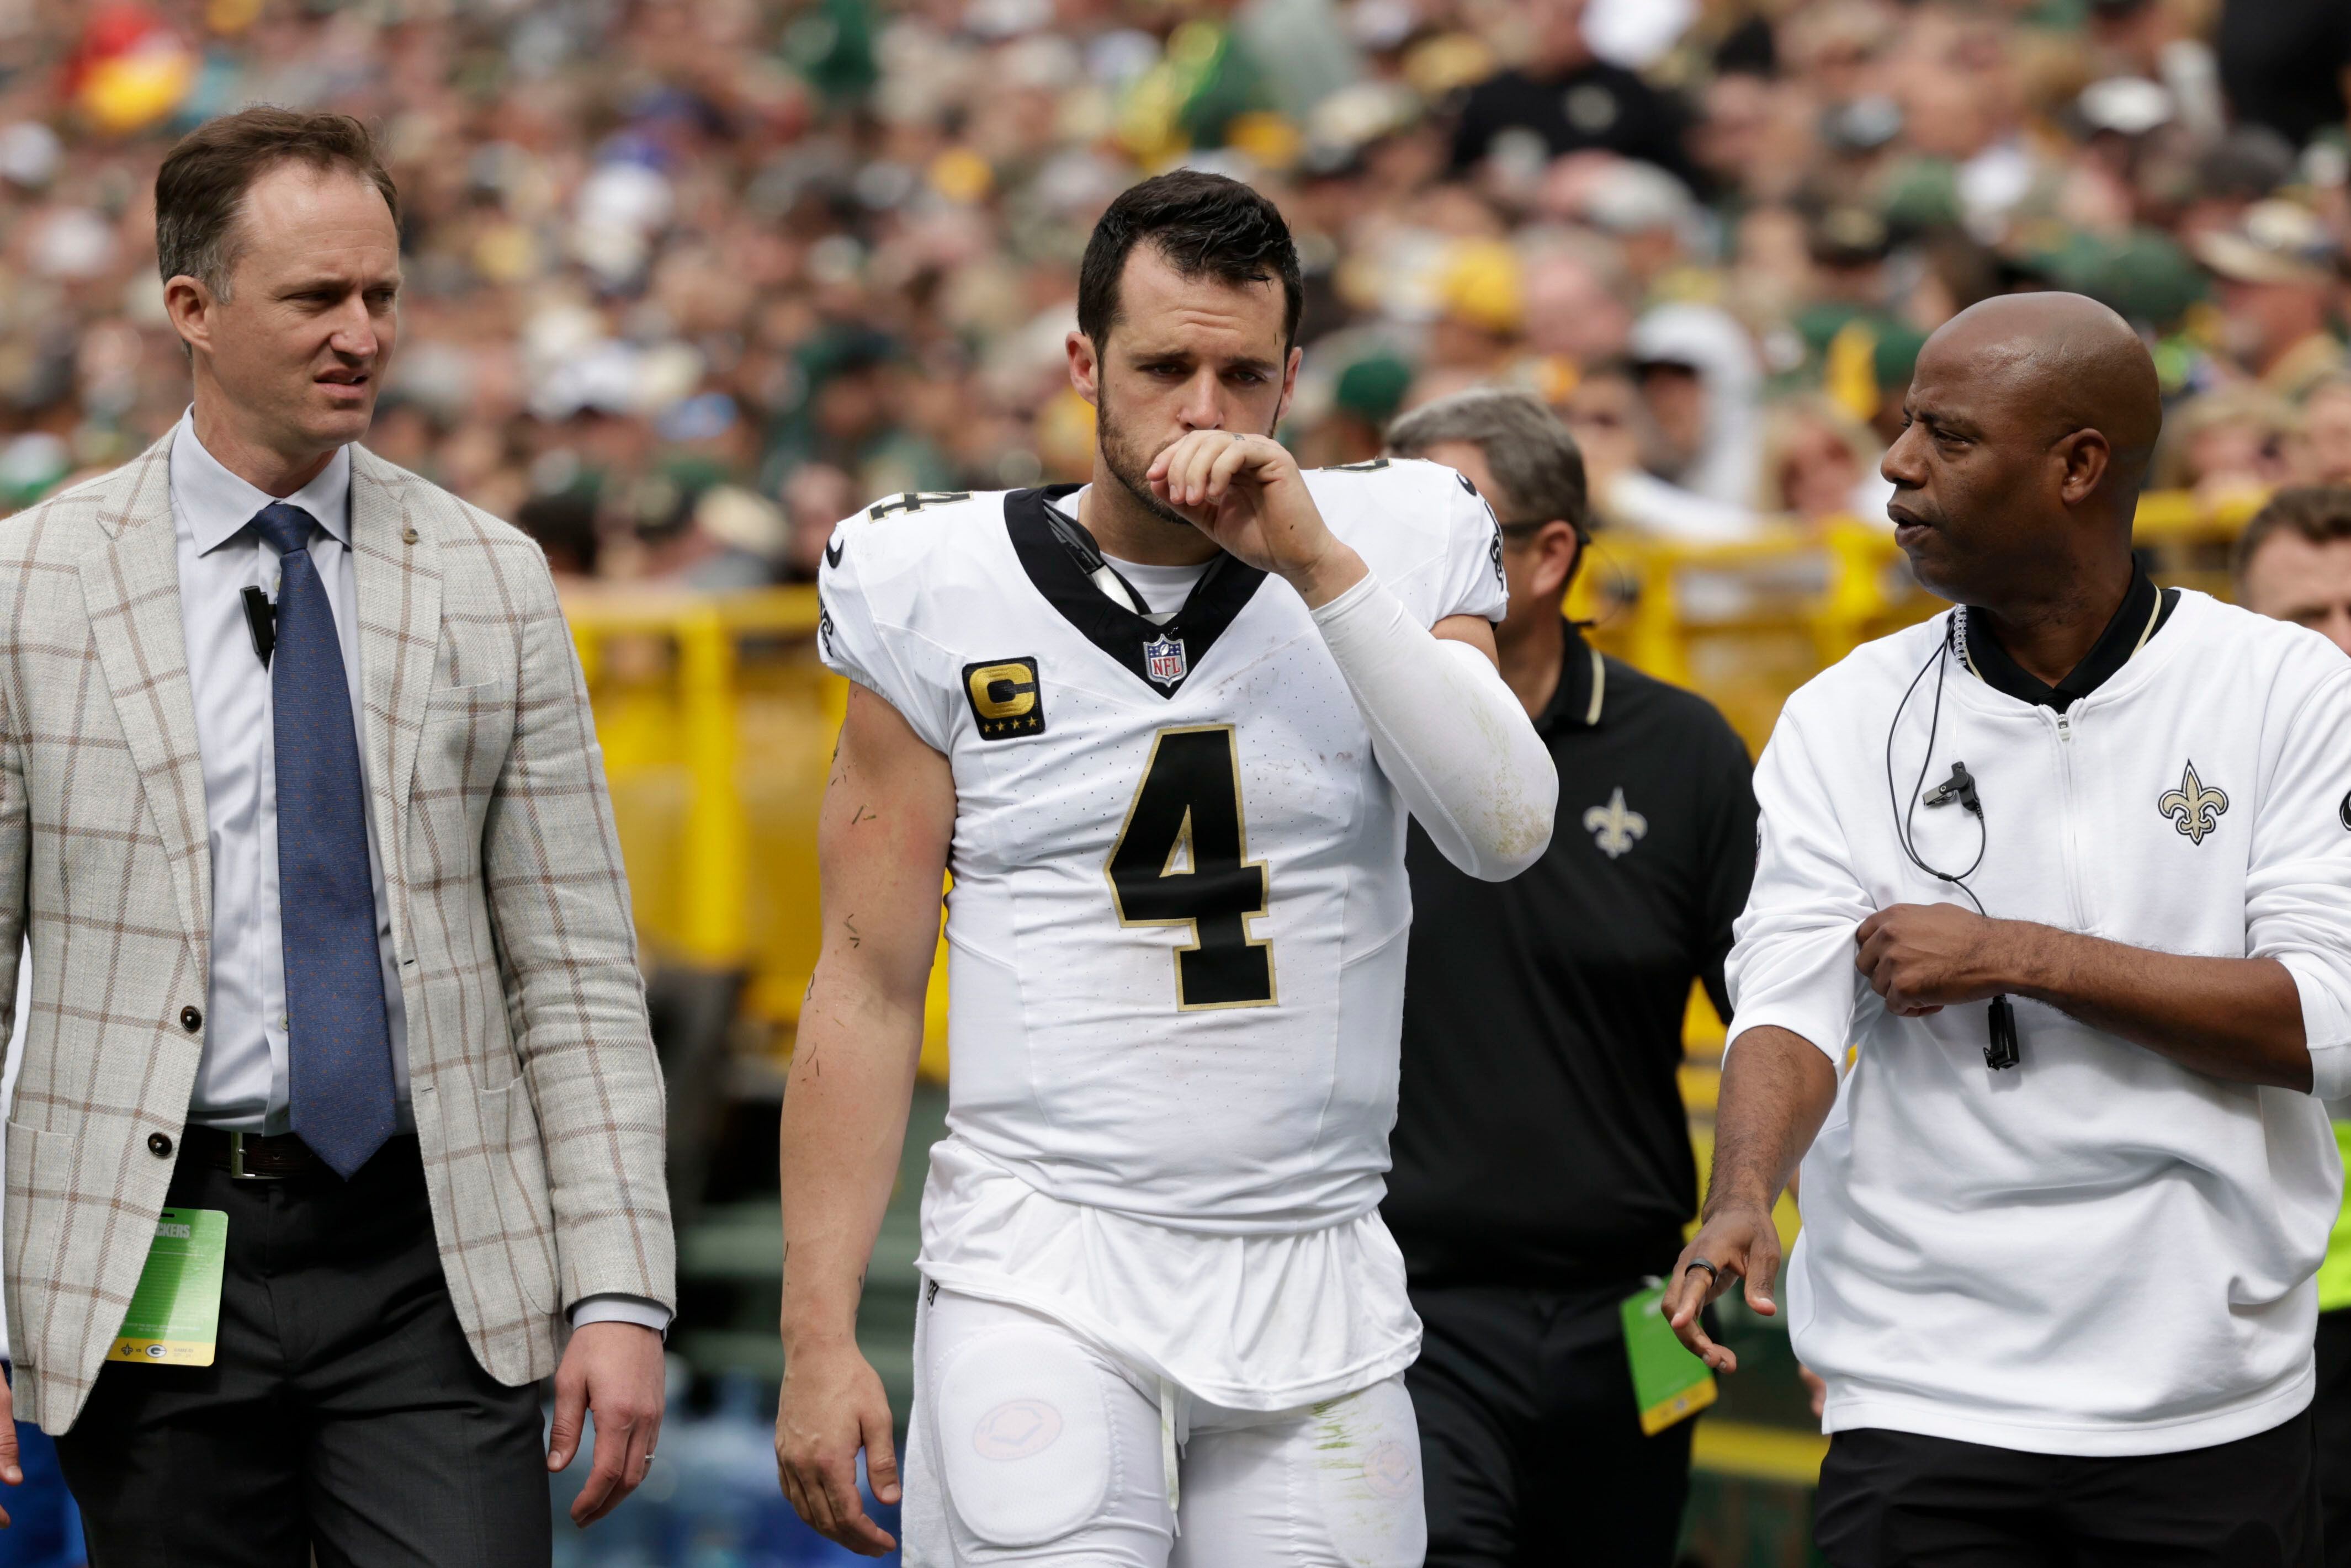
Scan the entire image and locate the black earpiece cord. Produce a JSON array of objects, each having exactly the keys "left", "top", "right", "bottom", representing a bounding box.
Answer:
[{"left": 1882, "top": 610, "right": 2019, "bottom": 1069}]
